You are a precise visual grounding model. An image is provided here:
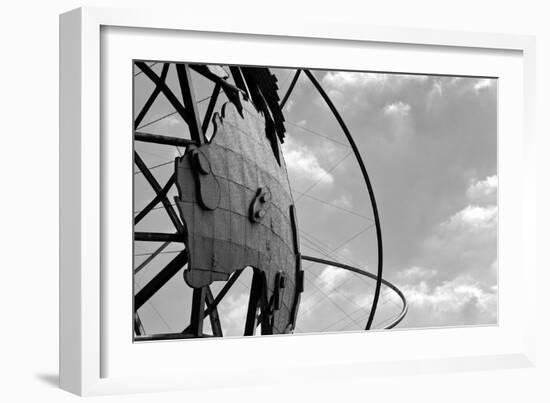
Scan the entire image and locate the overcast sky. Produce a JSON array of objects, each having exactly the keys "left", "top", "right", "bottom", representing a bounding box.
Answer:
[{"left": 133, "top": 63, "right": 497, "bottom": 337}]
